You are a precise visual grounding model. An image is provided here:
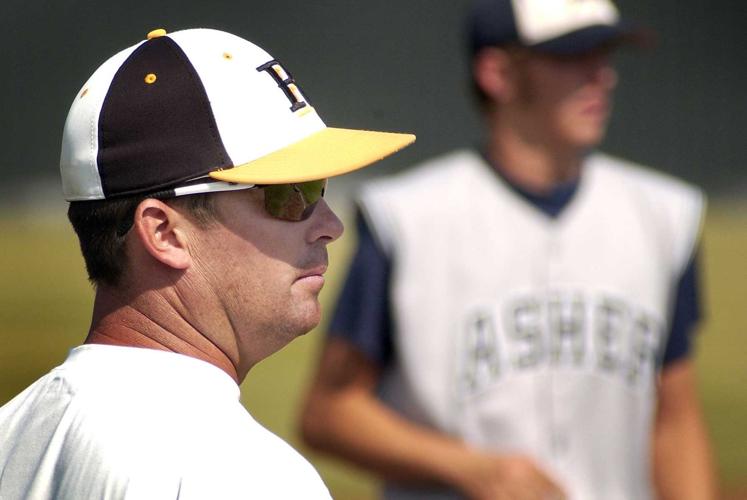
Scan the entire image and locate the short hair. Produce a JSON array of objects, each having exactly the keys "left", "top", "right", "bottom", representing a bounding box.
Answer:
[{"left": 67, "top": 193, "right": 218, "bottom": 288}]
